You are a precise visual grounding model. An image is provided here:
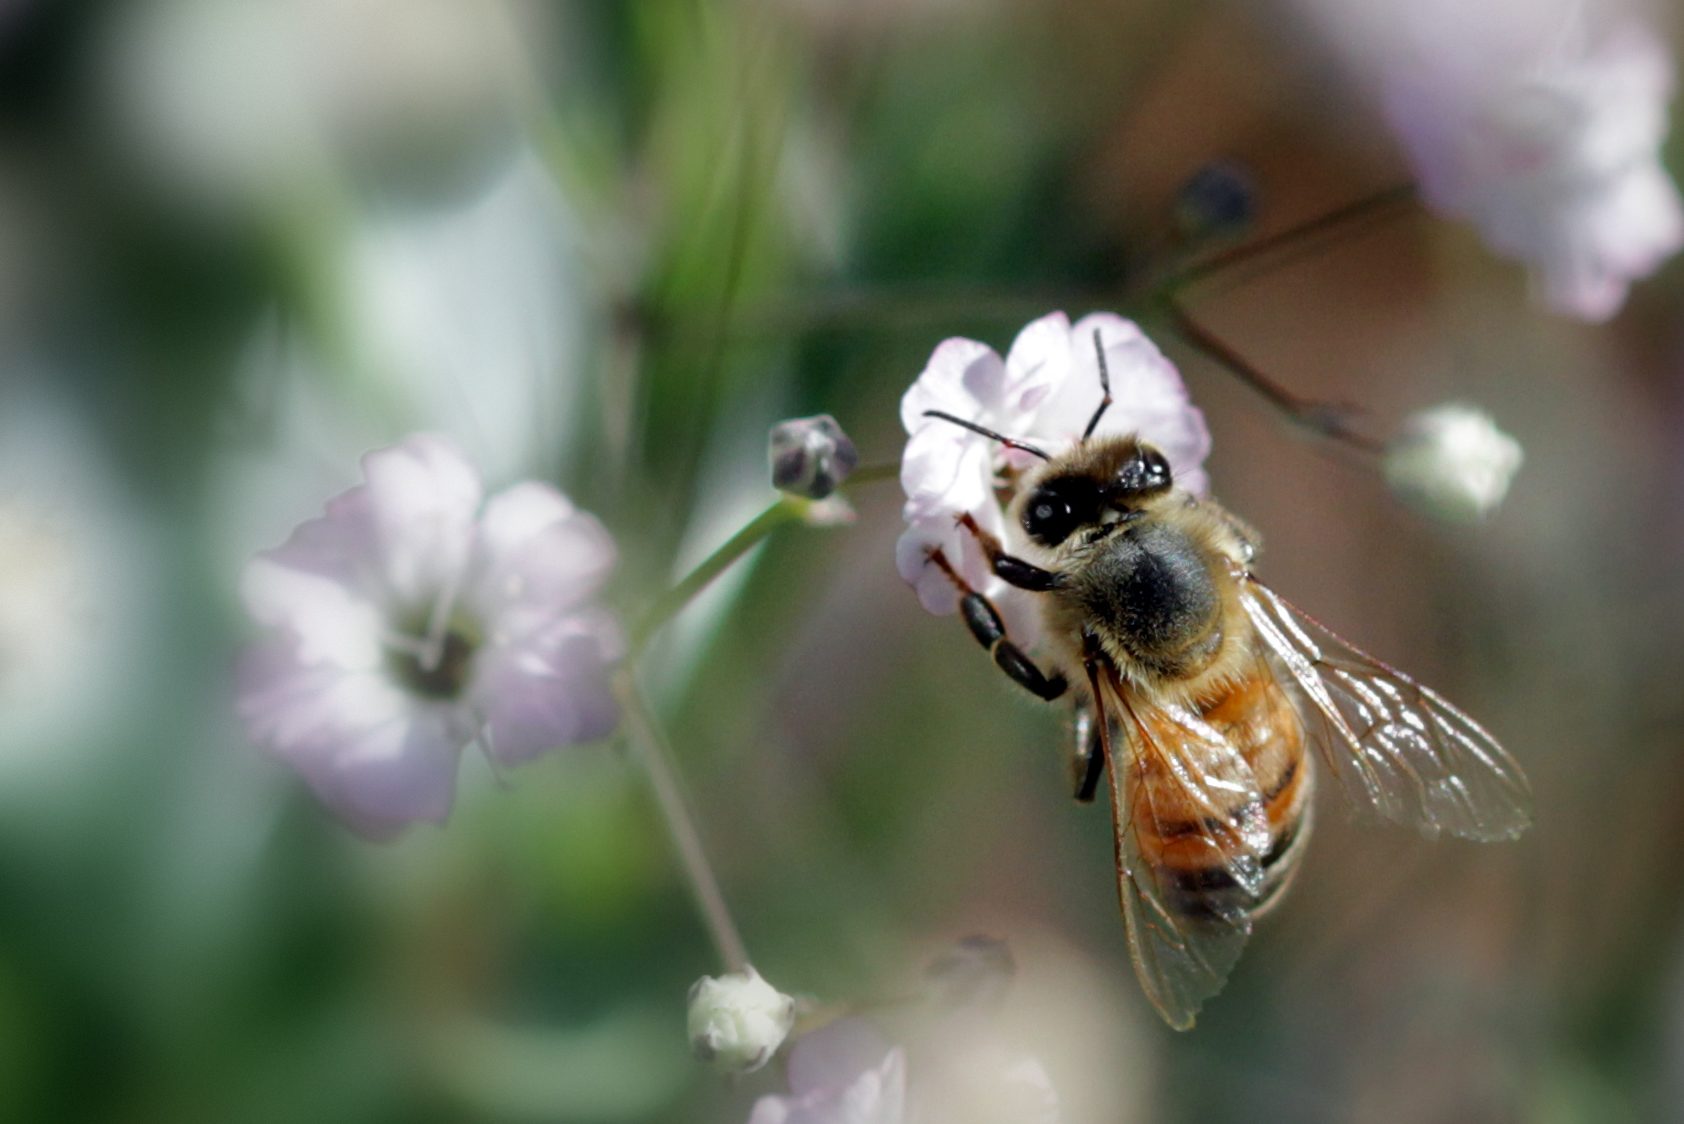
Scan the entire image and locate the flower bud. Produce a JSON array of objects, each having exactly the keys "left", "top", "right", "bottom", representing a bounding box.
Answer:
[
  {"left": 924, "top": 935, "right": 1016, "bottom": 1012},
  {"left": 1174, "top": 161, "right": 1258, "bottom": 242},
  {"left": 1384, "top": 403, "right": 1523, "bottom": 522},
  {"left": 687, "top": 966, "right": 796, "bottom": 1074},
  {"left": 769, "top": 414, "right": 858, "bottom": 500}
]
